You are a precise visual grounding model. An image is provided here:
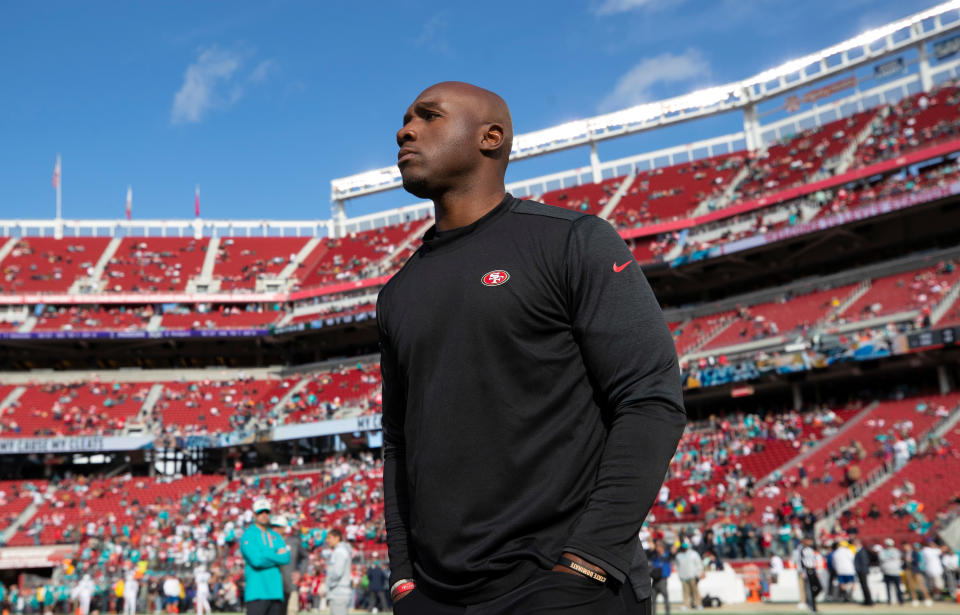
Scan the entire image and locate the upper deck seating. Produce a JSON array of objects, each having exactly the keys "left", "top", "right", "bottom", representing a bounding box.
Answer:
[
  {"left": 102, "top": 238, "right": 207, "bottom": 293},
  {"left": 213, "top": 237, "right": 310, "bottom": 291},
  {"left": 0, "top": 237, "right": 110, "bottom": 294}
]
